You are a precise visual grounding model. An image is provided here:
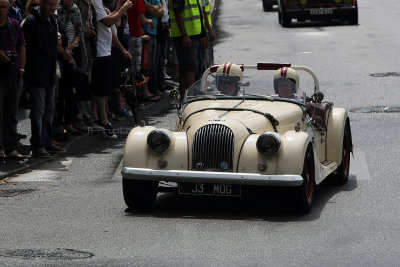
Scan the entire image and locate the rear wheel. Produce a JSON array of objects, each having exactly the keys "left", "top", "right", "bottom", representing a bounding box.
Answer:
[
  {"left": 348, "top": 8, "right": 358, "bottom": 25},
  {"left": 331, "top": 121, "right": 351, "bottom": 185},
  {"left": 296, "top": 145, "right": 315, "bottom": 213},
  {"left": 263, "top": 0, "right": 273, "bottom": 11},
  {"left": 280, "top": 10, "right": 292, "bottom": 27},
  {"left": 123, "top": 179, "right": 158, "bottom": 210}
]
